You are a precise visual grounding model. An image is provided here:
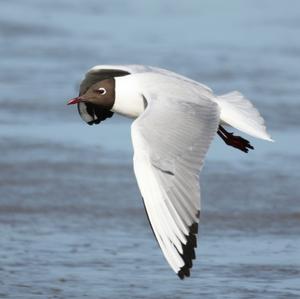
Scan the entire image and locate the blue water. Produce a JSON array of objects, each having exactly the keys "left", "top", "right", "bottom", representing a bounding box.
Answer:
[{"left": 1, "top": 1, "right": 300, "bottom": 298}]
